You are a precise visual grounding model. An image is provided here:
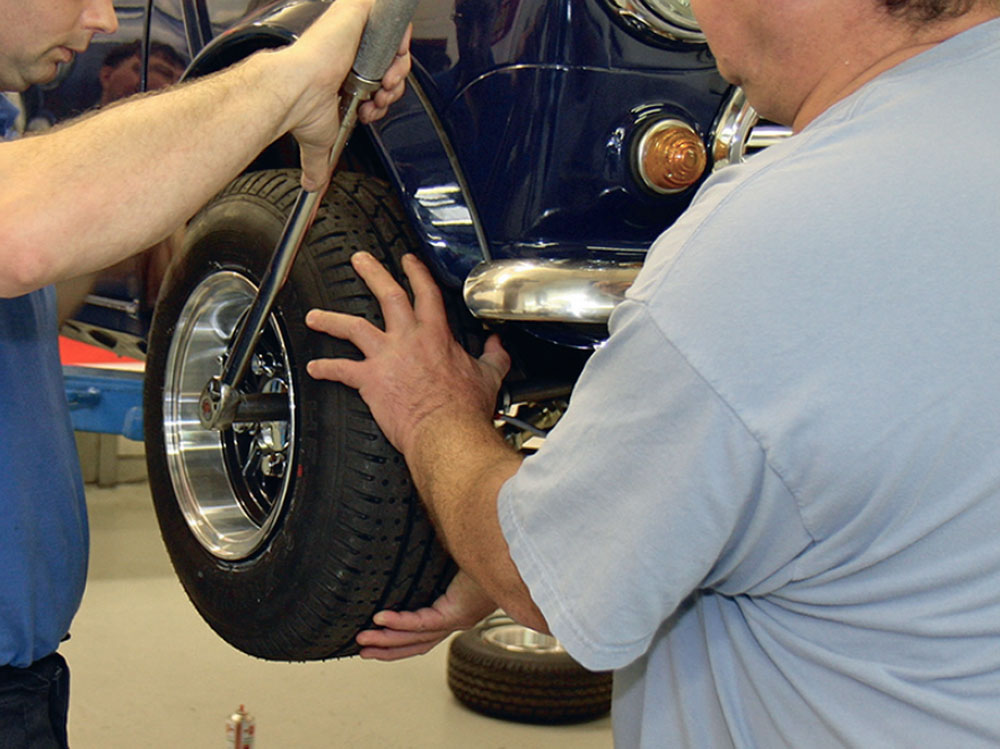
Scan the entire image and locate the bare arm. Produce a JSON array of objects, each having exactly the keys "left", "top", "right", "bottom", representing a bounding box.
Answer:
[
  {"left": 305, "top": 252, "right": 549, "bottom": 634},
  {"left": 0, "top": 0, "right": 410, "bottom": 298}
]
